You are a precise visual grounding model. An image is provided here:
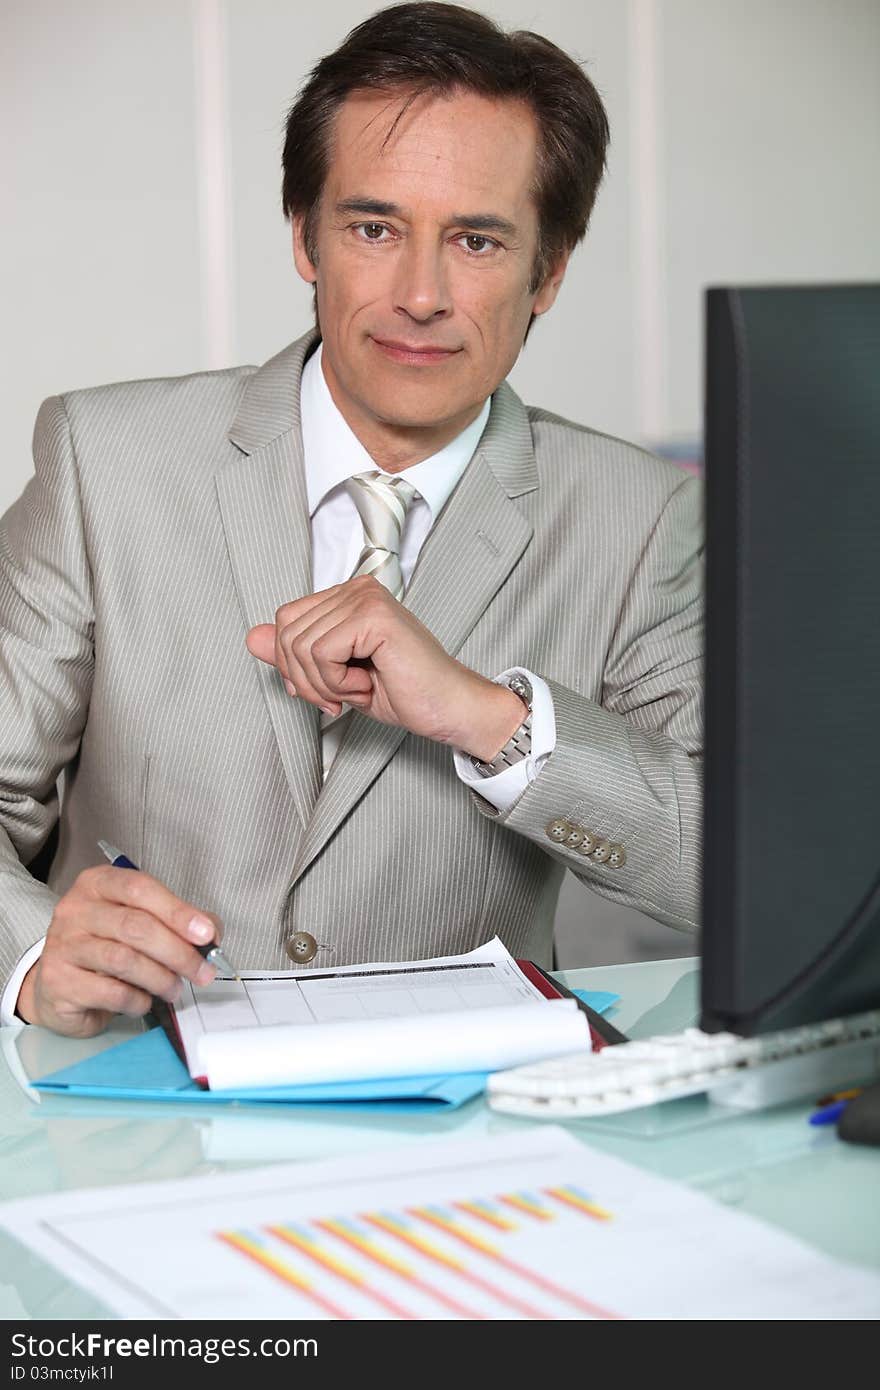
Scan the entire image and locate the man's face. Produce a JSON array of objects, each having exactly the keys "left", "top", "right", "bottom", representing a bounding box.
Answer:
[{"left": 293, "top": 87, "right": 567, "bottom": 457}]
